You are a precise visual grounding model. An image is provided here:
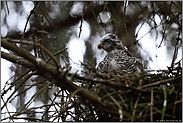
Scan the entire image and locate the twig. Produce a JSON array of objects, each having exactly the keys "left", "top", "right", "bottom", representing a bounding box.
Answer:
[
  {"left": 89, "top": 2, "right": 101, "bottom": 30},
  {"left": 5, "top": 1, "right": 9, "bottom": 15},
  {"left": 21, "top": 2, "right": 38, "bottom": 40},
  {"left": 1, "top": 97, "right": 13, "bottom": 122},
  {"left": 103, "top": 1, "right": 108, "bottom": 12},
  {"left": 78, "top": 2, "right": 87, "bottom": 38},
  {"left": 136, "top": 2, "right": 157, "bottom": 26},
  {"left": 141, "top": 75, "right": 181, "bottom": 89},
  {"left": 123, "top": 1, "right": 128, "bottom": 38},
  {"left": 42, "top": 90, "right": 62, "bottom": 120},
  {"left": 171, "top": 30, "right": 181, "bottom": 67},
  {"left": 31, "top": 27, "right": 38, "bottom": 57},
  {"left": 161, "top": 85, "right": 167, "bottom": 121},
  {"left": 153, "top": 106, "right": 176, "bottom": 119},
  {"left": 105, "top": 2, "right": 116, "bottom": 33},
  {"left": 118, "top": 94, "right": 128, "bottom": 110},
  {"left": 38, "top": 2, "right": 57, "bottom": 28},
  {"left": 1, "top": 71, "right": 37, "bottom": 111},
  {"left": 105, "top": 90, "right": 123, "bottom": 121},
  {"left": 150, "top": 88, "right": 153, "bottom": 122},
  {"left": 172, "top": 82, "right": 181, "bottom": 115},
  {"left": 158, "top": 24, "right": 167, "bottom": 48},
  {"left": 1, "top": 74, "right": 20, "bottom": 96},
  {"left": 46, "top": 48, "right": 68, "bottom": 63},
  {"left": 10, "top": 81, "right": 54, "bottom": 119},
  {"left": 131, "top": 96, "right": 140, "bottom": 122},
  {"left": 135, "top": 21, "right": 145, "bottom": 38},
  {"left": 37, "top": 14, "right": 46, "bottom": 60},
  {"left": 4, "top": 38, "right": 61, "bottom": 70},
  {"left": 1, "top": 69, "right": 31, "bottom": 97}
]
